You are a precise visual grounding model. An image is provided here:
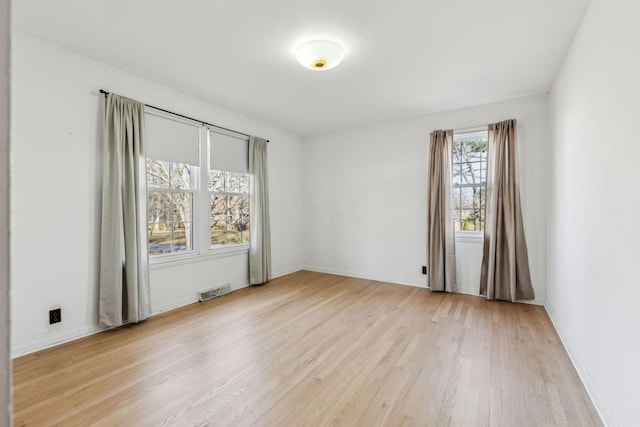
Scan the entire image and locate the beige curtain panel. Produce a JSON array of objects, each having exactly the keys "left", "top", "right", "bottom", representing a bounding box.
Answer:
[
  {"left": 248, "top": 136, "right": 272, "bottom": 285},
  {"left": 480, "top": 119, "right": 534, "bottom": 302},
  {"left": 99, "top": 94, "right": 151, "bottom": 327},
  {"left": 427, "top": 129, "right": 457, "bottom": 292}
]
